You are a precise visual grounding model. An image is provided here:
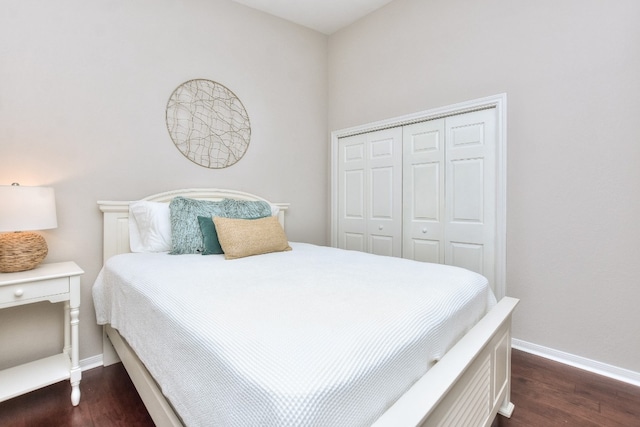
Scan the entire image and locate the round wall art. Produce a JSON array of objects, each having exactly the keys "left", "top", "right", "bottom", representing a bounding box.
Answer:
[{"left": 166, "top": 79, "right": 251, "bottom": 169}]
